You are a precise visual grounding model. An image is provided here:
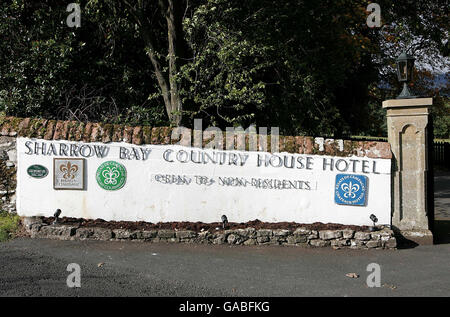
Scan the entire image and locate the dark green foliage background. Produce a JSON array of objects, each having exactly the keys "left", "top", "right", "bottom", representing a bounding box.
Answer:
[{"left": 0, "top": 0, "right": 448, "bottom": 137}]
